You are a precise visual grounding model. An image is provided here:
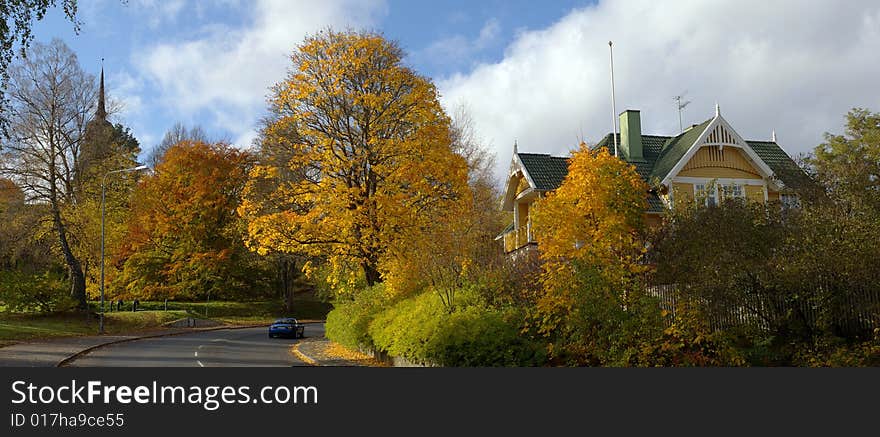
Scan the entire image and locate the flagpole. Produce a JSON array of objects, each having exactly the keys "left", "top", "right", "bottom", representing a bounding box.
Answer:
[{"left": 609, "top": 41, "right": 618, "bottom": 157}]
